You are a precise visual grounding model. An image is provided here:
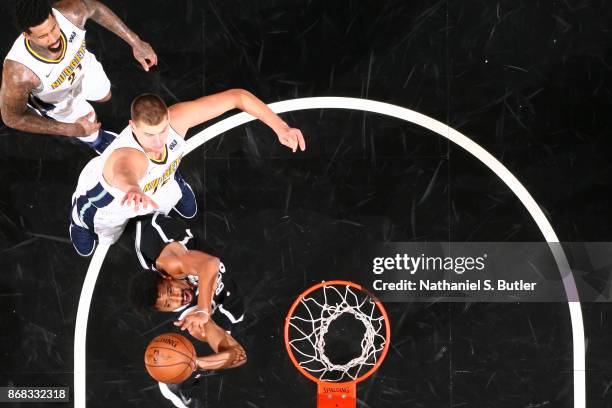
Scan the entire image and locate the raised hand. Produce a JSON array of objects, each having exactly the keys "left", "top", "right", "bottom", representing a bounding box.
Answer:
[
  {"left": 132, "top": 40, "right": 158, "bottom": 72},
  {"left": 276, "top": 125, "right": 306, "bottom": 153}
]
